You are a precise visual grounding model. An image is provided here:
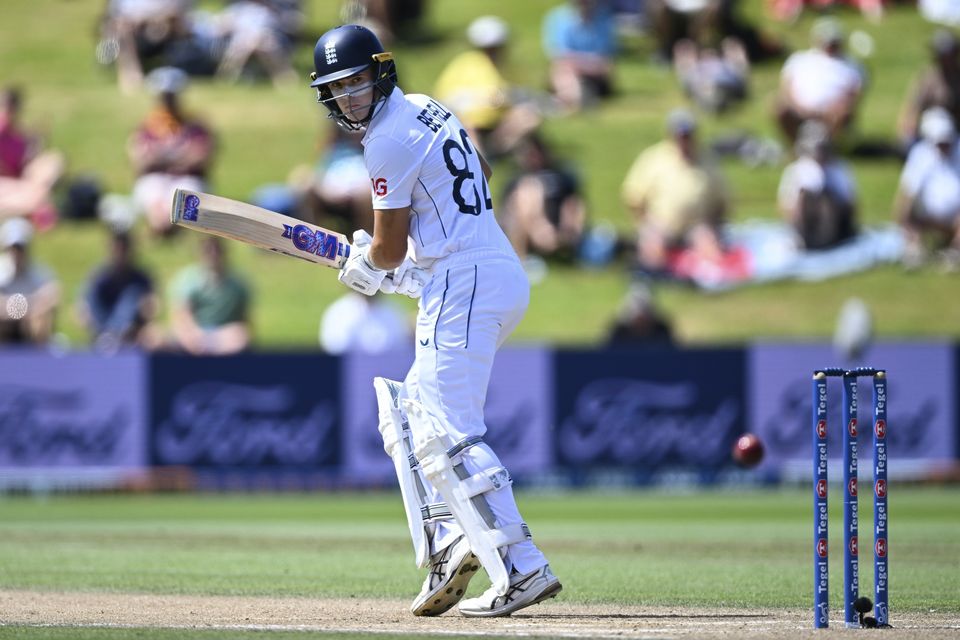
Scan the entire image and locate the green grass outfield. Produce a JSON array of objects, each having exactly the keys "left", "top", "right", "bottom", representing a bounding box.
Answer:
[
  {"left": 0, "top": 489, "right": 958, "bottom": 638},
  {"left": 2, "top": 1, "right": 960, "bottom": 347}
]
